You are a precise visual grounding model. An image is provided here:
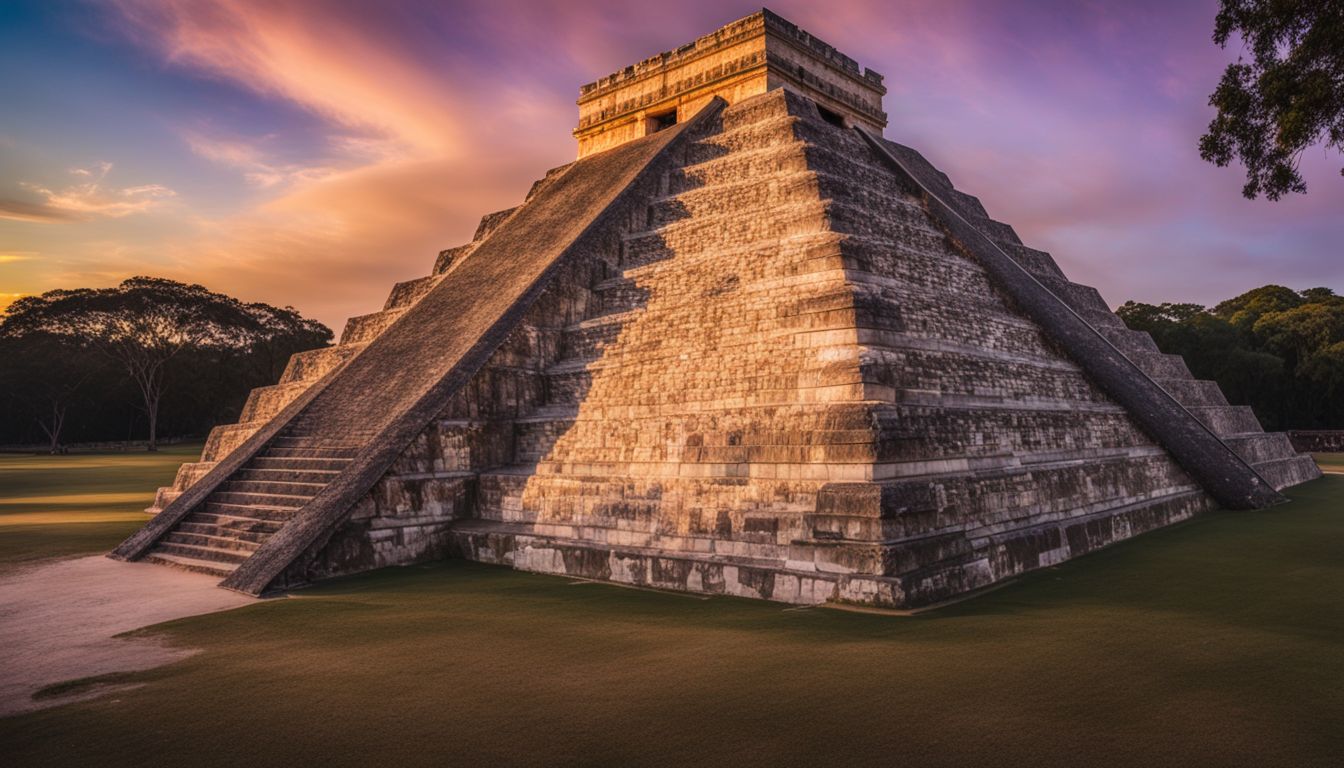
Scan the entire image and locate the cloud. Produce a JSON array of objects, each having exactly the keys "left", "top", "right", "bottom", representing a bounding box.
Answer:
[
  {"left": 83, "top": 0, "right": 574, "bottom": 328},
  {"left": 0, "top": 200, "right": 77, "bottom": 224},
  {"left": 103, "top": 0, "right": 469, "bottom": 158},
  {"left": 140, "top": 151, "right": 545, "bottom": 328},
  {"left": 0, "top": 252, "right": 38, "bottom": 264},
  {"left": 181, "top": 130, "right": 335, "bottom": 189},
  {"left": 11, "top": 164, "right": 176, "bottom": 222},
  {"left": 13, "top": 0, "right": 1331, "bottom": 333}
]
